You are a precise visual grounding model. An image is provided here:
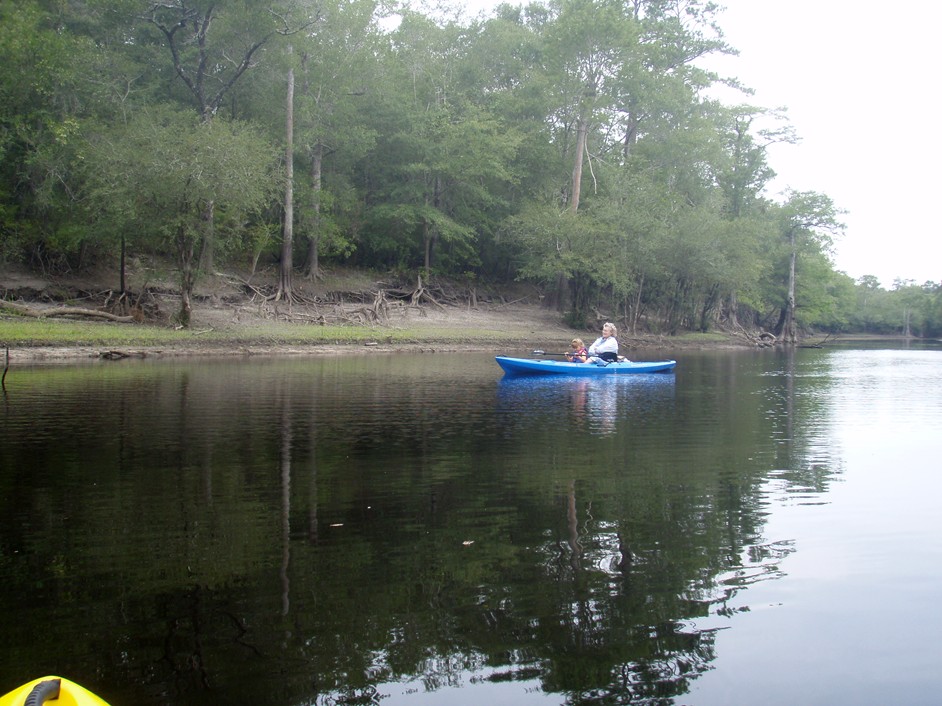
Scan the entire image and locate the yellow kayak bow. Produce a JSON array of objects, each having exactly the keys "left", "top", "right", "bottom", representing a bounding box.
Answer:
[{"left": 0, "top": 677, "right": 111, "bottom": 706}]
